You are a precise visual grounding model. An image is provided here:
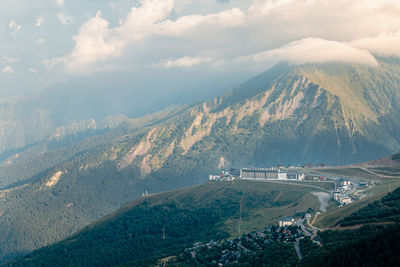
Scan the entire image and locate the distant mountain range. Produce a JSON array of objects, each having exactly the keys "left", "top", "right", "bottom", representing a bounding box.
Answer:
[
  {"left": 1, "top": 57, "right": 400, "bottom": 261},
  {"left": 0, "top": 69, "right": 243, "bottom": 157}
]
